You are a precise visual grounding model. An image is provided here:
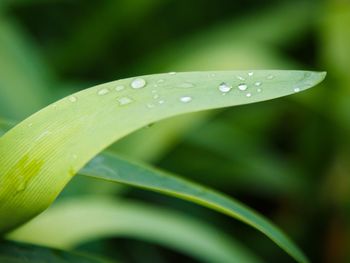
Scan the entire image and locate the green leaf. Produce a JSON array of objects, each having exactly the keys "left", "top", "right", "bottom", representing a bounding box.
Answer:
[
  {"left": 79, "top": 152, "right": 307, "bottom": 262},
  {"left": 9, "top": 197, "right": 263, "bottom": 263},
  {"left": 0, "top": 70, "right": 325, "bottom": 259},
  {"left": 0, "top": 240, "right": 111, "bottom": 263}
]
